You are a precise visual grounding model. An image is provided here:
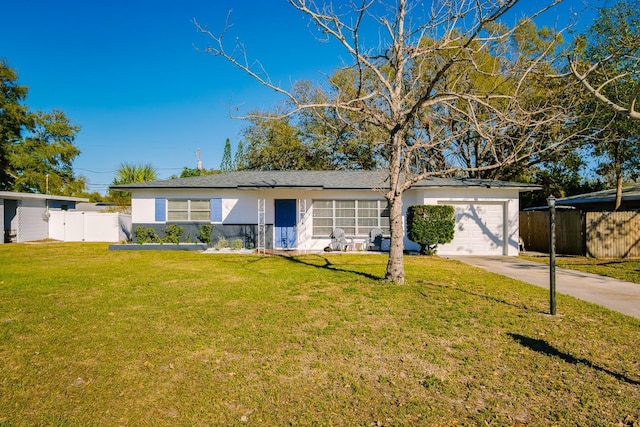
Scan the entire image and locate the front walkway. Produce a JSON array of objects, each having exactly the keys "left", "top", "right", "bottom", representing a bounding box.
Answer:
[{"left": 446, "top": 256, "right": 640, "bottom": 319}]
